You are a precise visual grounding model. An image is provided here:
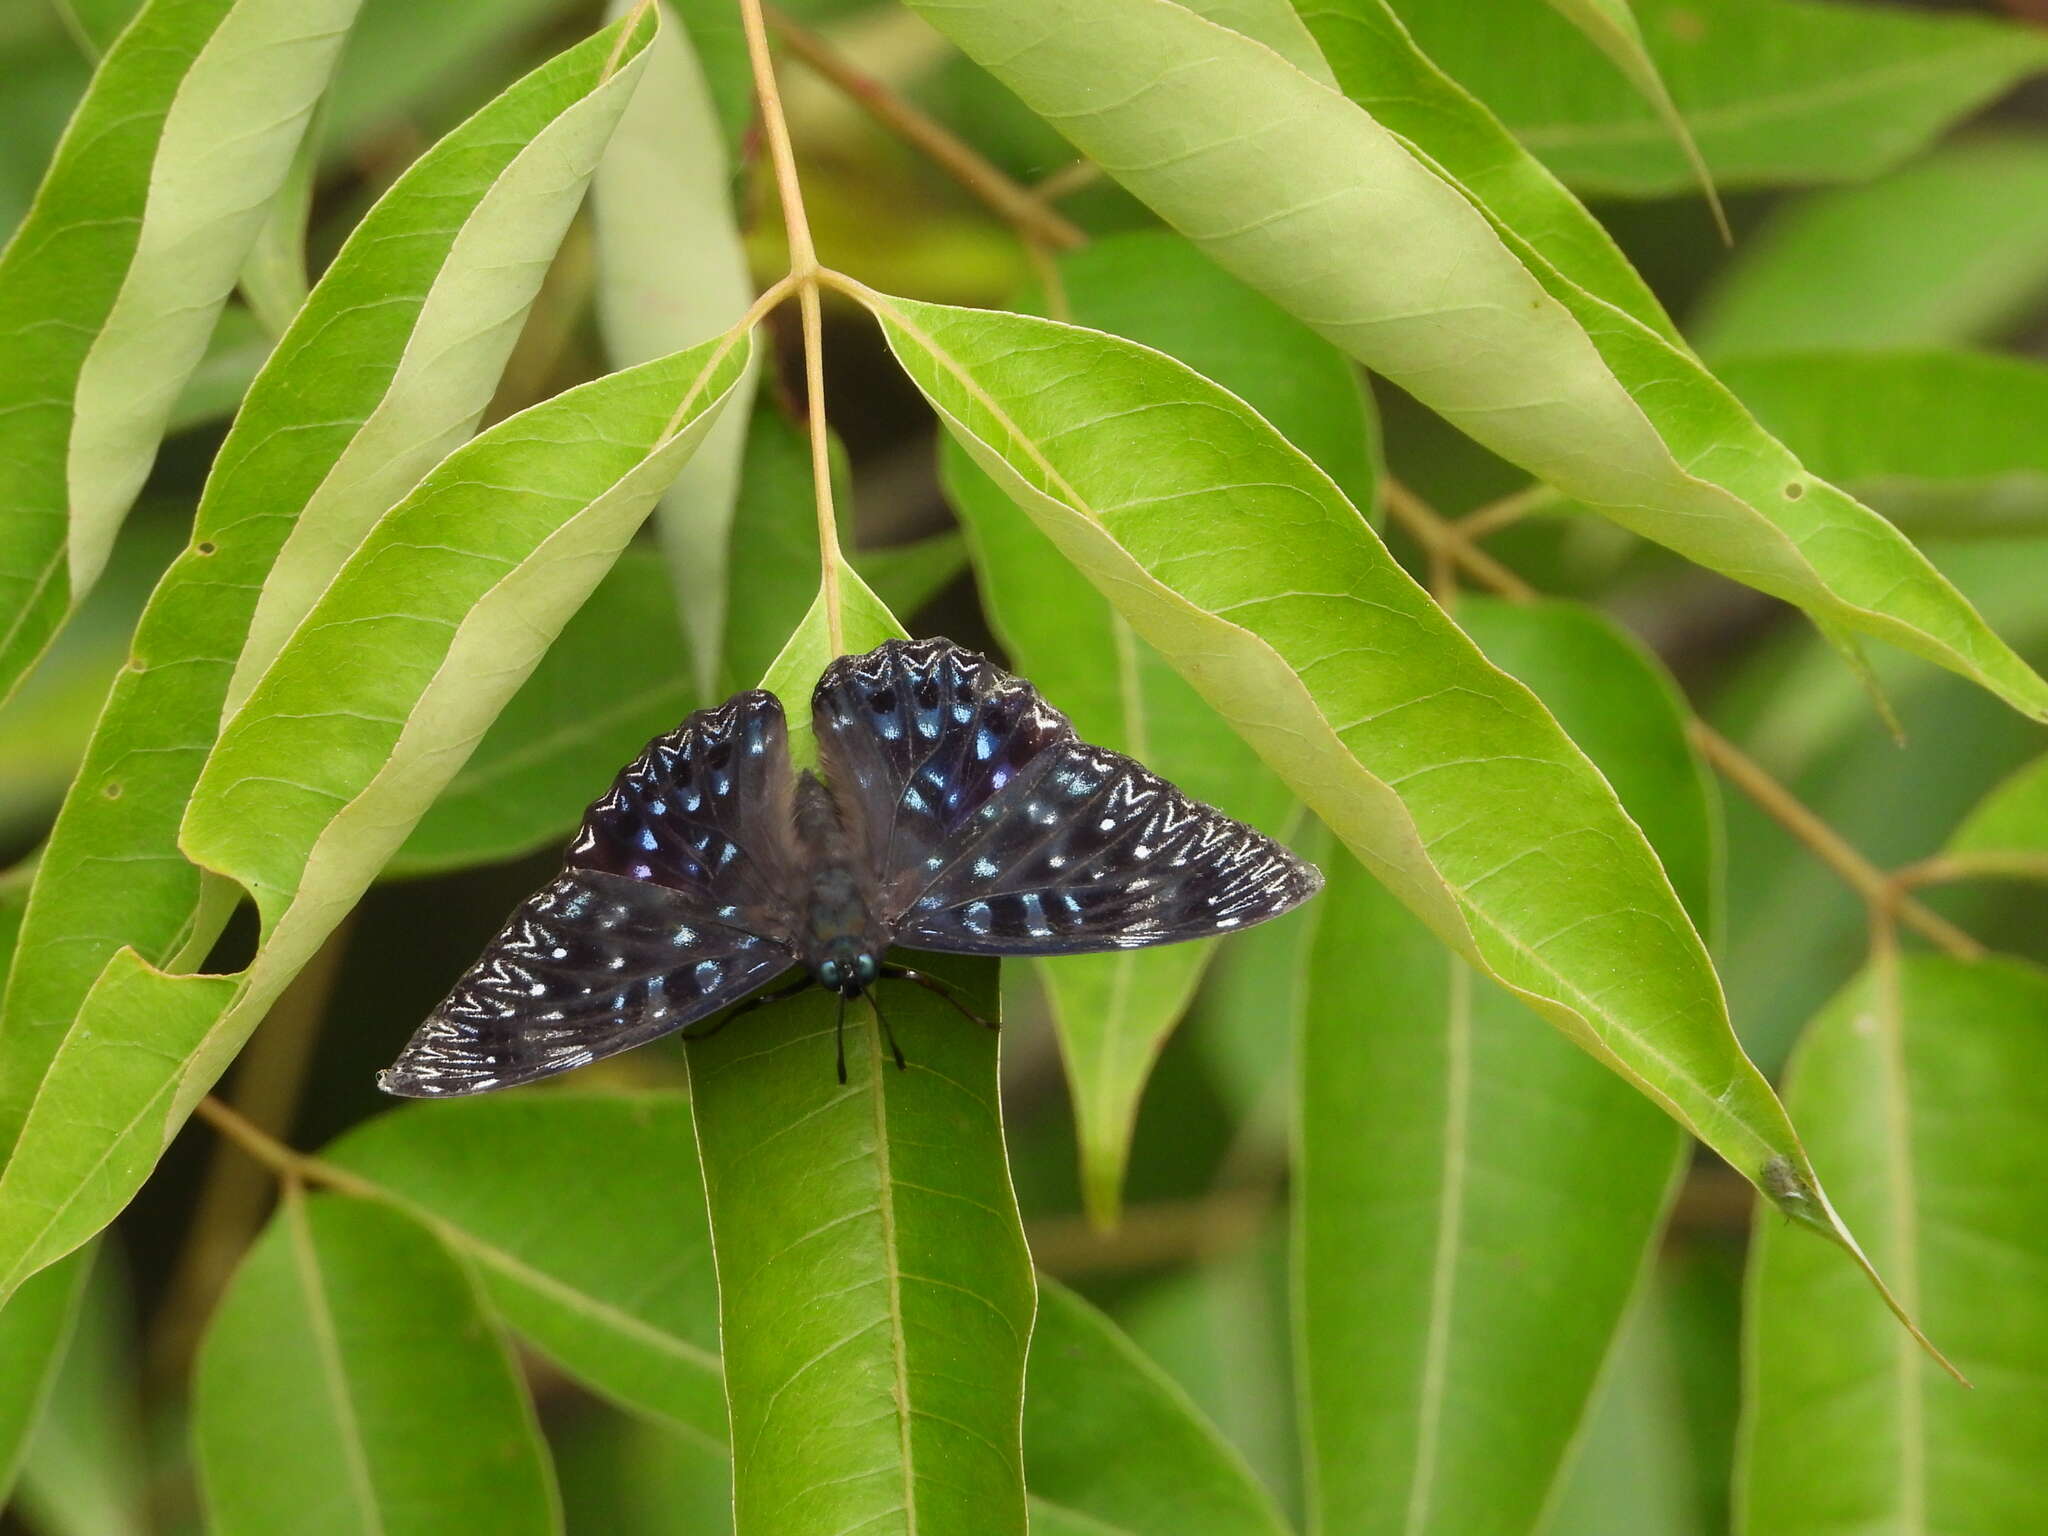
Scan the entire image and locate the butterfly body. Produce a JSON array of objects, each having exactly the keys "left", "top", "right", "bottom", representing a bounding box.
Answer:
[{"left": 380, "top": 637, "right": 1322, "bottom": 1097}]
